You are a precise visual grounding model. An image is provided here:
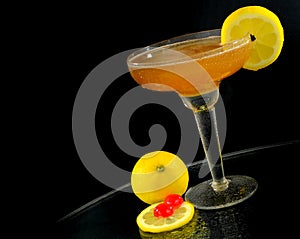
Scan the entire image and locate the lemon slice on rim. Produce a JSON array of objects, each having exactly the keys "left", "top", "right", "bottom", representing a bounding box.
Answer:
[
  {"left": 221, "top": 5, "right": 284, "bottom": 71},
  {"left": 136, "top": 201, "right": 195, "bottom": 233}
]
